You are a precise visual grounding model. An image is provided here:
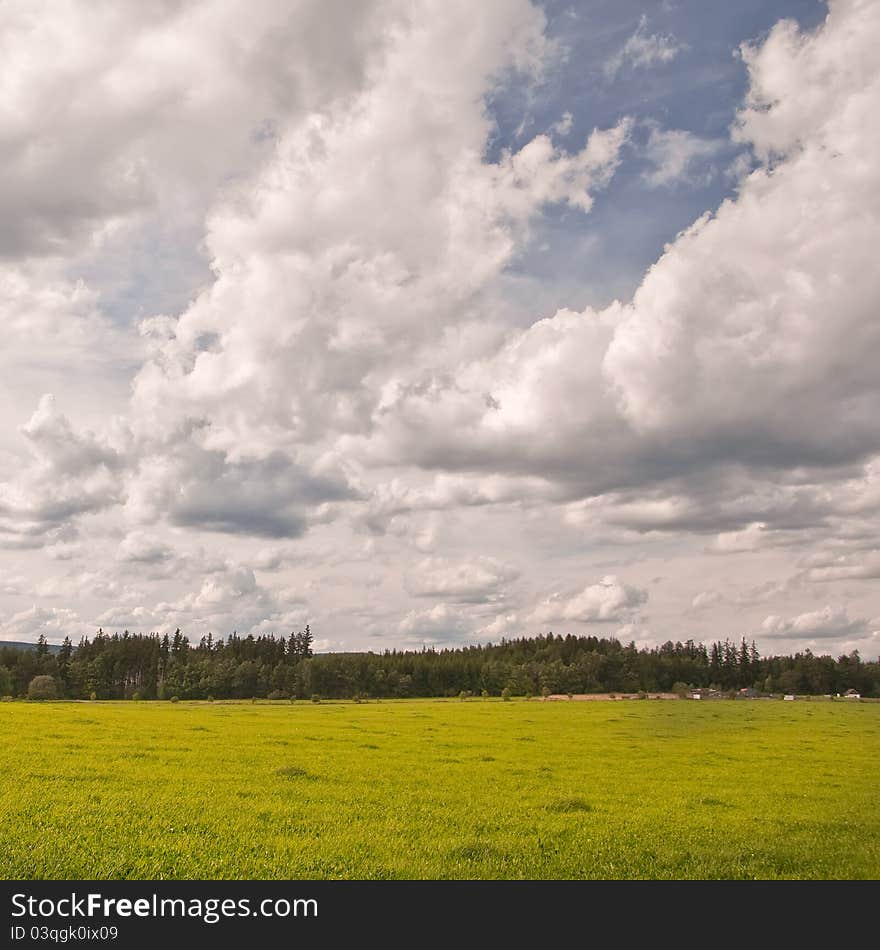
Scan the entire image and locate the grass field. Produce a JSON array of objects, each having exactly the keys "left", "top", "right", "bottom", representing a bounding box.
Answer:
[{"left": 1, "top": 698, "right": 878, "bottom": 879}]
